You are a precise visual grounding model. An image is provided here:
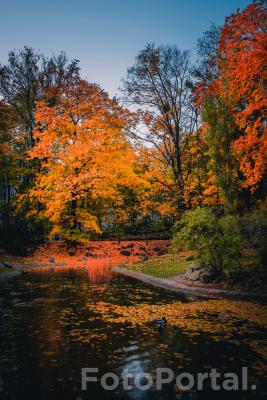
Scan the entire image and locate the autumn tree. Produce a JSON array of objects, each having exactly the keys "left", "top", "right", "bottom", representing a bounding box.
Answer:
[
  {"left": 122, "top": 44, "right": 199, "bottom": 213},
  {"left": 195, "top": 23, "right": 221, "bottom": 84},
  {"left": 196, "top": 1, "right": 267, "bottom": 208},
  {"left": 0, "top": 102, "right": 20, "bottom": 225},
  {"left": 26, "top": 80, "right": 151, "bottom": 239},
  {"left": 219, "top": 0, "right": 267, "bottom": 192},
  {"left": 0, "top": 47, "right": 80, "bottom": 149},
  {"left": 0, "top": 48, "right": 81, "bottom": 247}
]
